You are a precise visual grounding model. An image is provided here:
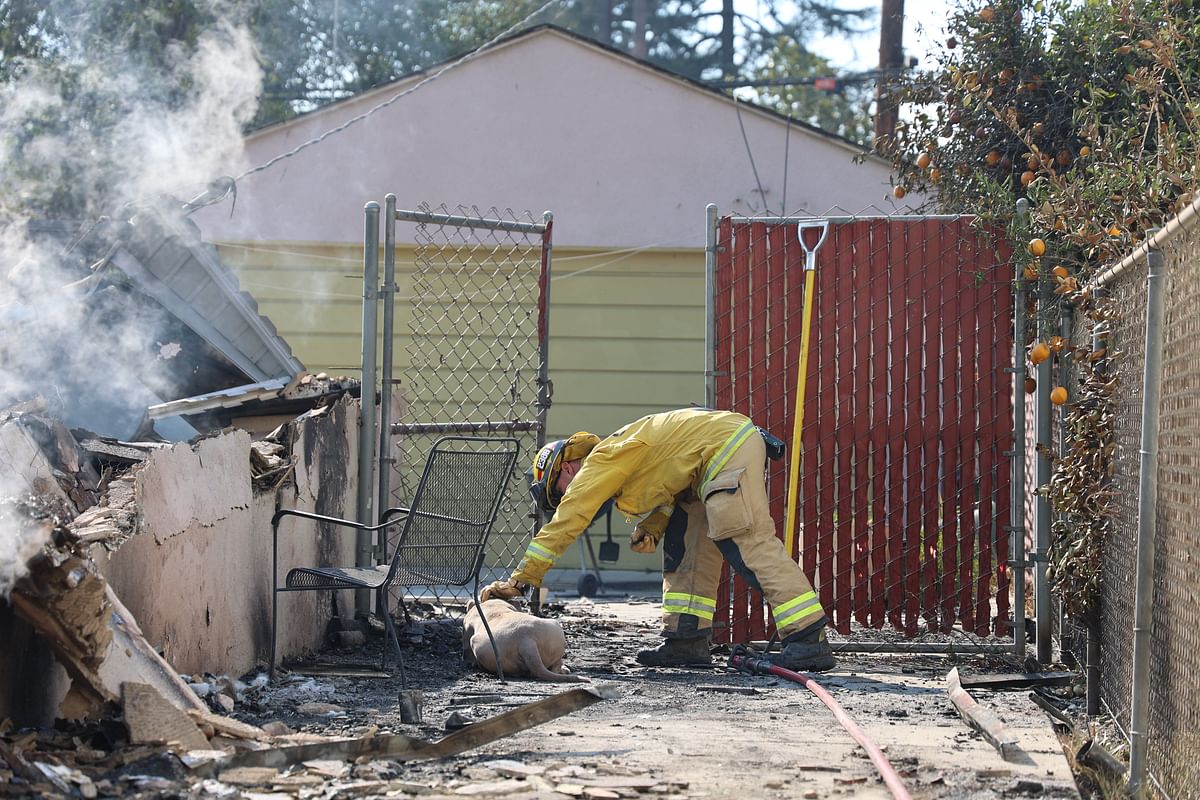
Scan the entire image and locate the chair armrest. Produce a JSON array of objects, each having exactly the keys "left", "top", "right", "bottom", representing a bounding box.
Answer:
[
  {"left": 272, "top": 507, "right": 408, "bottom": 532},
  {"left": 380, "top": 506, "right": 412, "bottom": 525}
]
